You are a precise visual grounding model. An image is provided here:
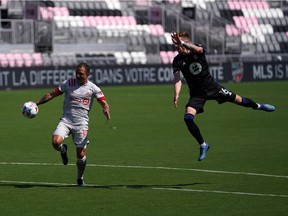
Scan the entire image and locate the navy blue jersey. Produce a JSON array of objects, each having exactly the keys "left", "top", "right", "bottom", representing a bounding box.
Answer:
[{"left": 173, "top": 47, "right": 218, "bottom": 94}]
